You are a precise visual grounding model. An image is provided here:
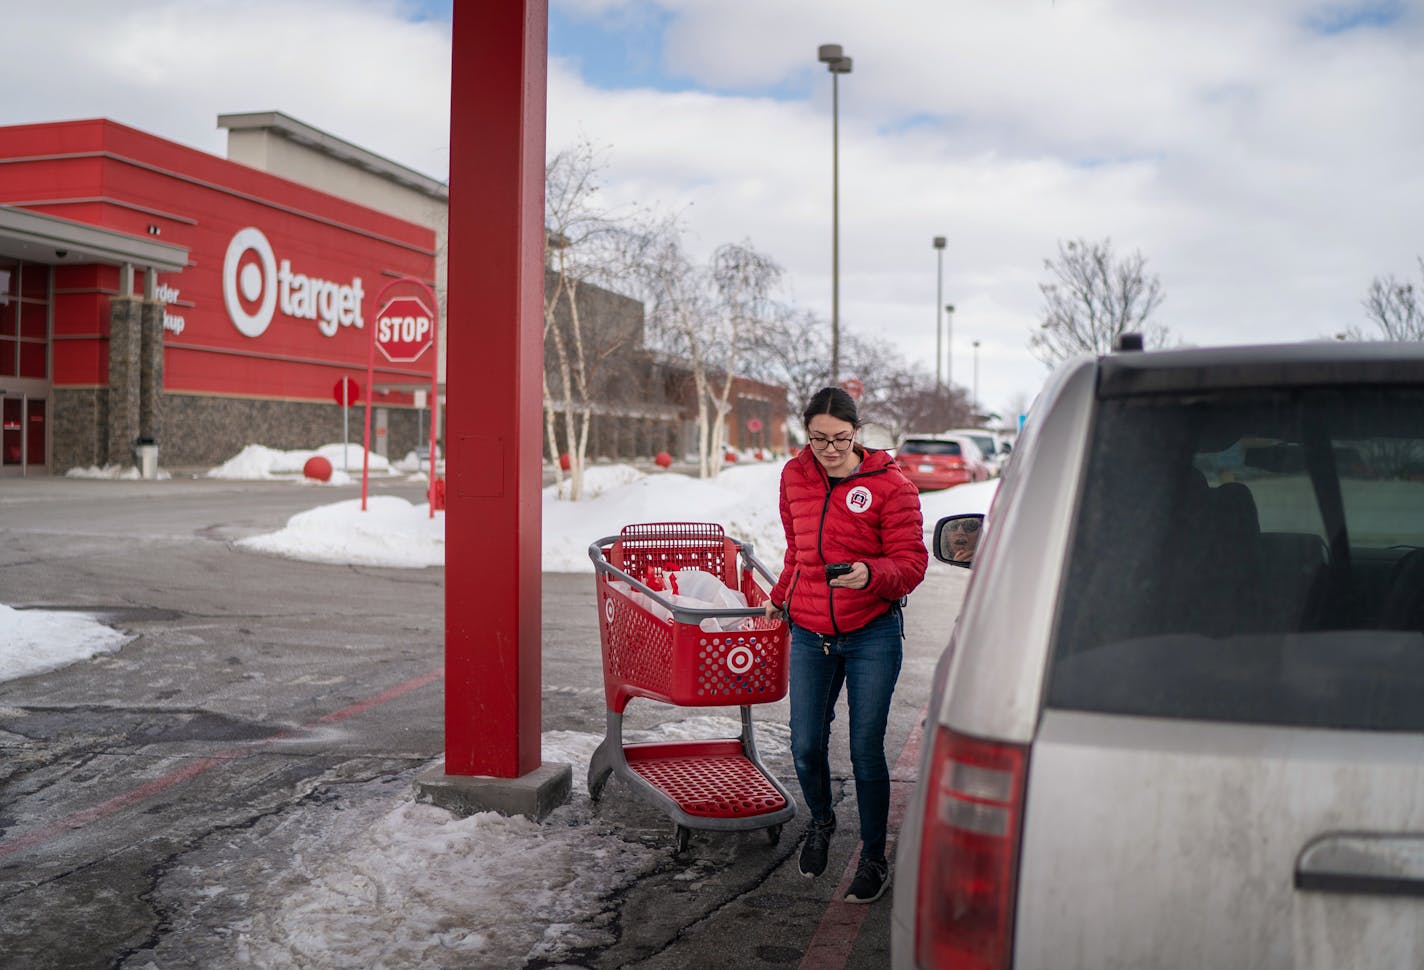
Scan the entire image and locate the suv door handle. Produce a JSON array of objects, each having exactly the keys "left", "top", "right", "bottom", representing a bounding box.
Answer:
[{"left": 1296, "top": 832, "right": 1424, "bottom": 897}]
